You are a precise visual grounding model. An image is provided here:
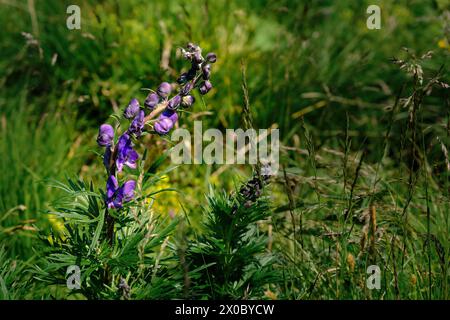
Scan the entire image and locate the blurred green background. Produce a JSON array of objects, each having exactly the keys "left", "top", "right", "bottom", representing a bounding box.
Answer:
[{"left": 0, "top": 0, "right": 449, "bottom": 299}]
